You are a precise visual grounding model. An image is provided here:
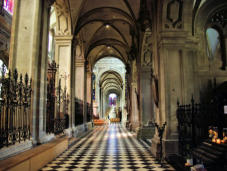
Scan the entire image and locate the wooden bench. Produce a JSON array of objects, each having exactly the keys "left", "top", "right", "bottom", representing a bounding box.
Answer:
[
  {"left": 93, "top": 119, "right": 106, "bottom": 126},
  {"left": 110, "top": 118, "right": 120, "bottom": 123}
]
